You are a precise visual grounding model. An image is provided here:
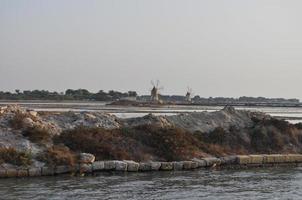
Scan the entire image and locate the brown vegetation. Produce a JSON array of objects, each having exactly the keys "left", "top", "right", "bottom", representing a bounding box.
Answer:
[
  {"left": 53, "top": 117, "right": 302, "bottom": 162},
  {"left": 9, "top": 111, "right": 29, "bottom": 129},
  {"left": 0, "top": 147, "right": 32, "bottom": 166},
  {"left": 249, "top": 118, "right": 302, "bottom": 153},
  {"left": 194, "top": 117, "right": 302, "bottom": 155},
  {"left": 22, "top": 127, "right": 51, "bottom": 144},
  {"left": 295, "top": 123, "right": 302, "bottom": 130},
  {"left": 122, "top": 125, "right": 204, "bottom": 161},
  {"left": 54, "top": 126, "right": 151, "bottom": 161},
  {"left": 54, "top": 125, "right": 205, "bottom": 162},
  {"left": 38, "top": 145, "right": 77, "bottom": 166}
]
